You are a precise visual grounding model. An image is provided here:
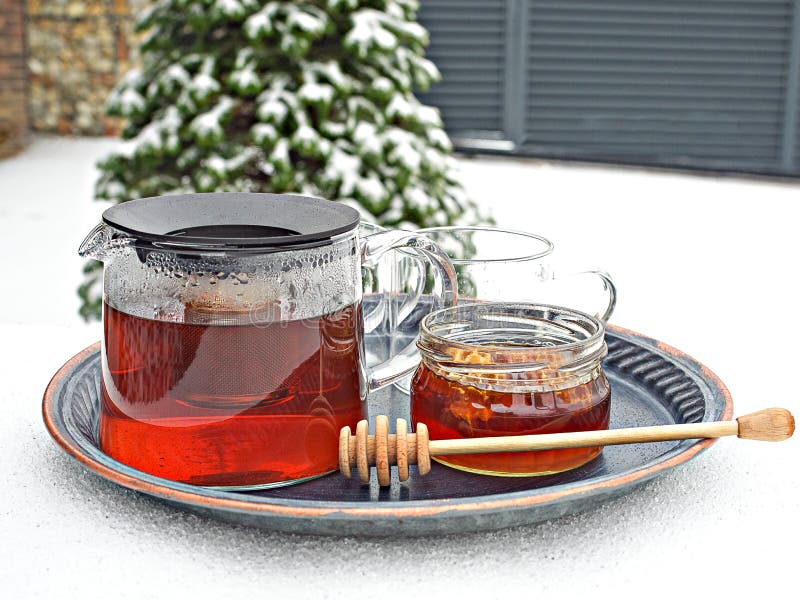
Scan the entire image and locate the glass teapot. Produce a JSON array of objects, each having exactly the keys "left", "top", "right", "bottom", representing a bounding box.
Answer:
[{"left": 79, "top": 193, "right": 457, "bottom": 490}]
